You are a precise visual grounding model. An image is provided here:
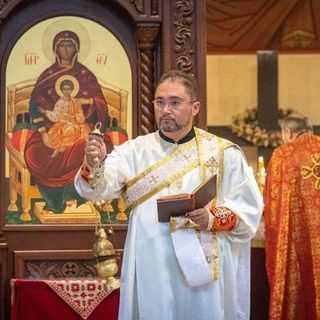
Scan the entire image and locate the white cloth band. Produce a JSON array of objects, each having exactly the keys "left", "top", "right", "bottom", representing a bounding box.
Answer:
[{"left": 171, "top": 228, "right": 213, "bottom": 287}]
